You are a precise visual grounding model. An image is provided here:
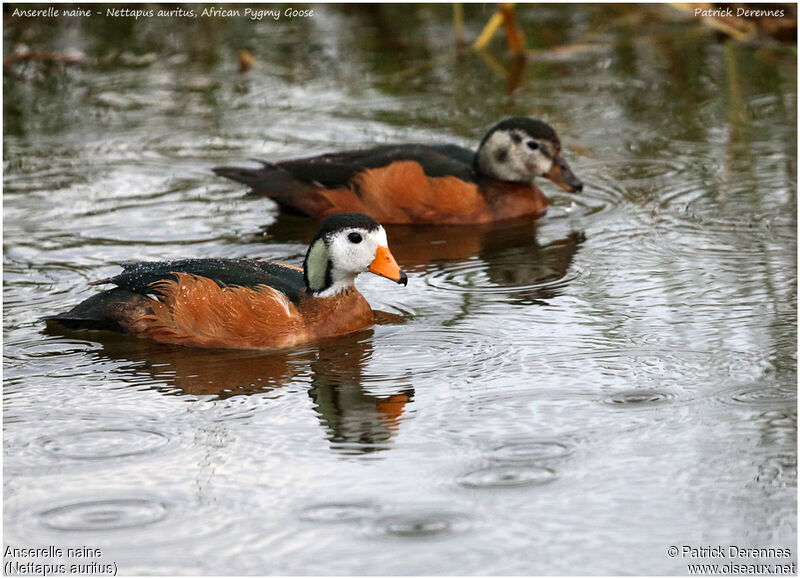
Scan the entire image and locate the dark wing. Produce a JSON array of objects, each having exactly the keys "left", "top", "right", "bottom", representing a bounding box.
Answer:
[
  {"left": 276, "top": 143, "right": 477, "bottom": 186},
  {"left": 213, "top": 144, "right": 479, "bottom": 218},
  {"left": 99, "top": 259, "right": 306, "bottom": 305},
  {"left": 45, "top": 260, "right": 306, "bottom": 335}
]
